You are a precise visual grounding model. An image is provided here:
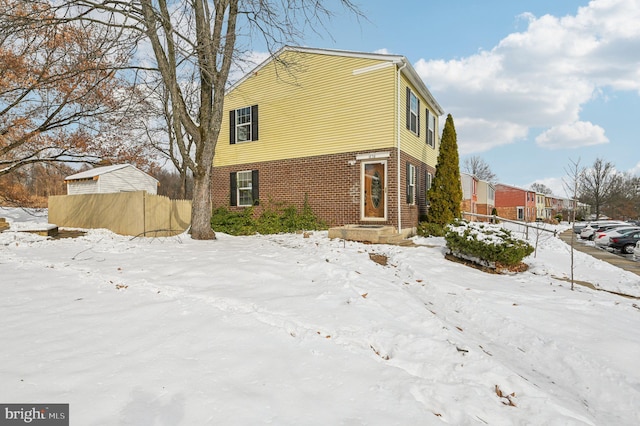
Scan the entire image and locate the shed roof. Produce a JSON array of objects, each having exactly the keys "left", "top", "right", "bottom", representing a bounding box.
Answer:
[{"left": 65, "top": 164, "right": 157, "bottom": 182}]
